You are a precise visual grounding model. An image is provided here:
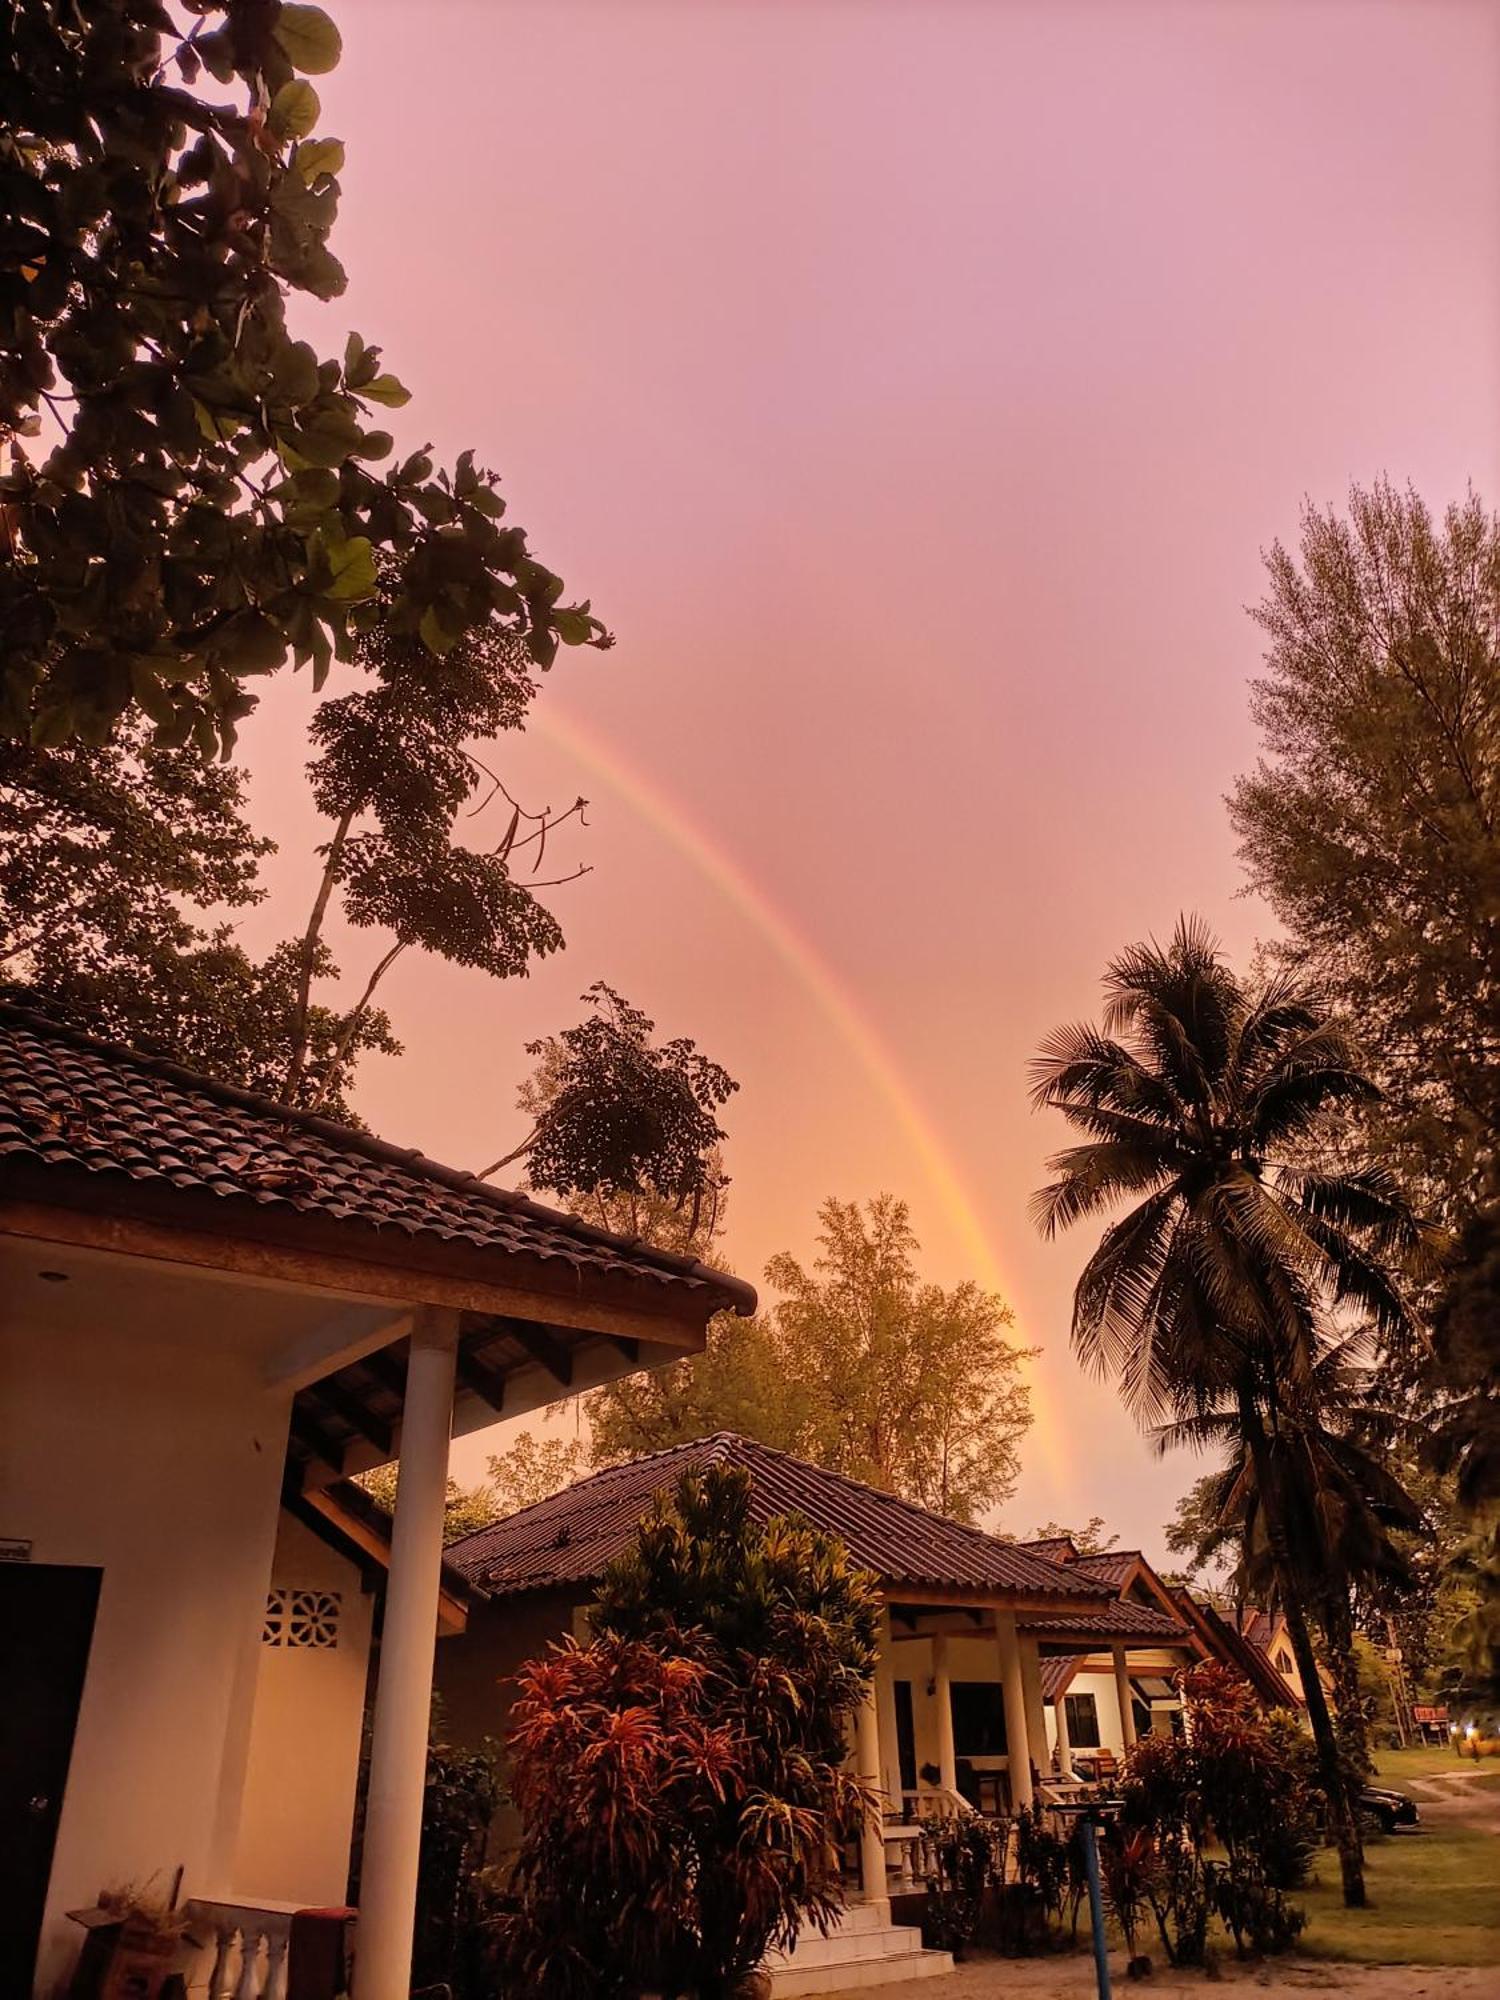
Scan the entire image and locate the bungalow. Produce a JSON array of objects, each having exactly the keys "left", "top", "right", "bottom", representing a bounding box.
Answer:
[
  {"left": 0, "top": 1005, "right": 751, "bottom": 2000},
  {"left": 436, "top": 1436, "right": 1198, "bottom": 1864}
]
